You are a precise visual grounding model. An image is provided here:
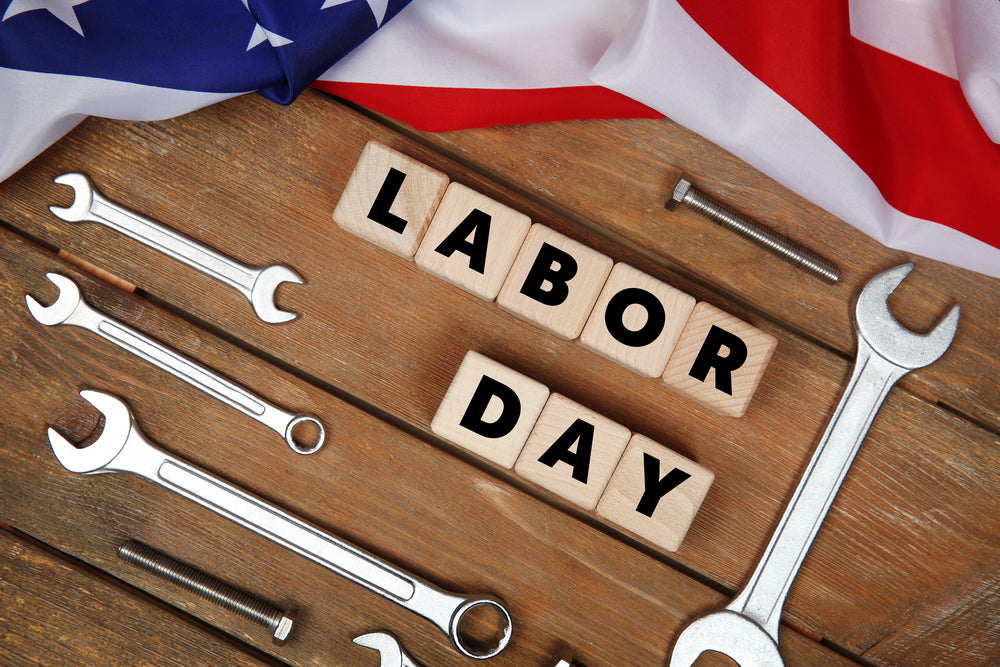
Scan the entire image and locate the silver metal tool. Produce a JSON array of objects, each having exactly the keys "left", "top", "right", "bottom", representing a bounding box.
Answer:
[
  {"left": 48, "top": 390, "right": 513, "bottom": 660},
  {"left": 49, "top": 172, "right": 302, "bottom": 324},
  {"left": 354, "top": 632, "right": 426, "bottom": 667},
  {"left": 666, "top": 177, "right": 840, "bottom": 284},
  {"left": 26, "top": 272, "right": 324, "bottom": 455},
  {"left": 668, "top": 263, "right": 959, "bottom": 667},
  {"left": 118, "top": 539, "right": 297, "bottom": 644}
]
